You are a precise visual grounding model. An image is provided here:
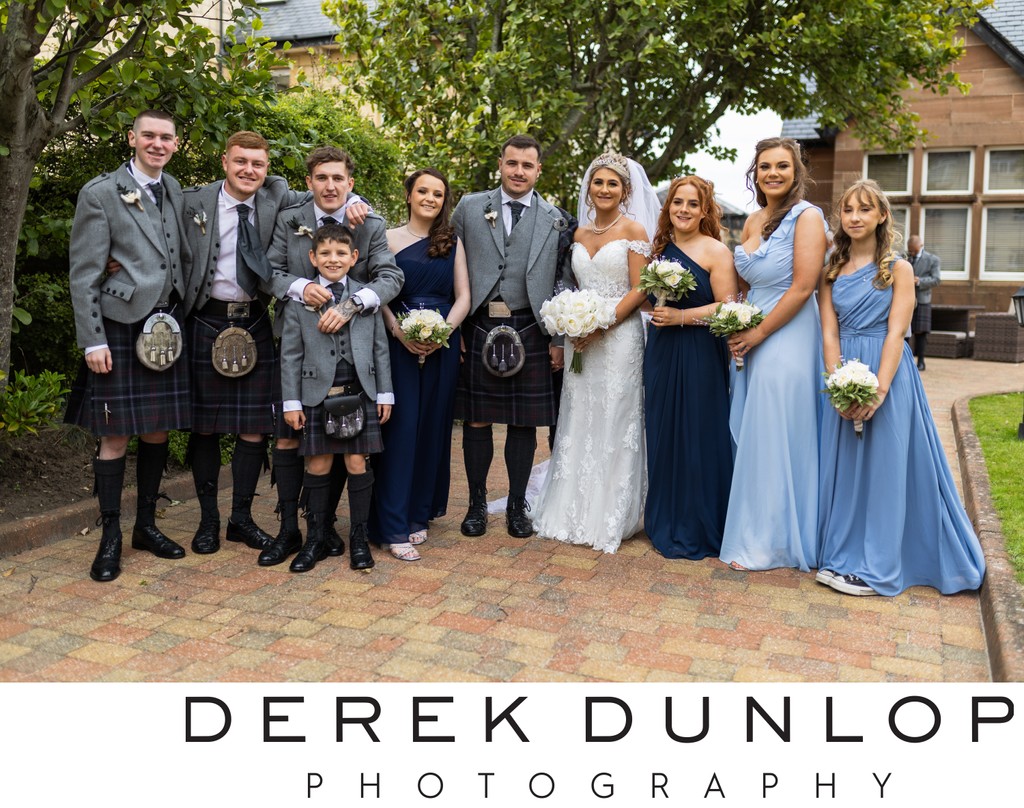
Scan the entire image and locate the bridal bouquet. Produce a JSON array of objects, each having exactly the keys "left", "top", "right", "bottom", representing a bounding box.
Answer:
[
  {"left": 397, "top": 308, "right": 453, "bottom": 366},
  {"left": 637, "top": 258, "right": 697, "bottom": 307},
  {"left": 539, "top": 288, "right": 617, "bottom": 373},
  {"left": 823, "top": 359, "right": 879, "bottom": 439},
  {"left": 705, "top": 297, "right": 765, "bottom": 370}
]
